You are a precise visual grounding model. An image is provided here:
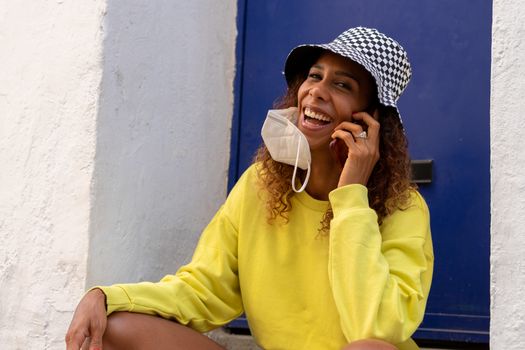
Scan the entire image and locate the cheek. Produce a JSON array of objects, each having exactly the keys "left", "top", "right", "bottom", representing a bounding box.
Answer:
[
  {"left": 357, "top": 90, "right": 373, "bottom": 111},
  {"left": 342, "top": 94, "right": 371, "bottom": 115},
  {"left": 334, "top": 97, "right": 358, "bottom": 117},
  {"left": 296, "top": 82, "right": 309, "bottom": 102}
]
